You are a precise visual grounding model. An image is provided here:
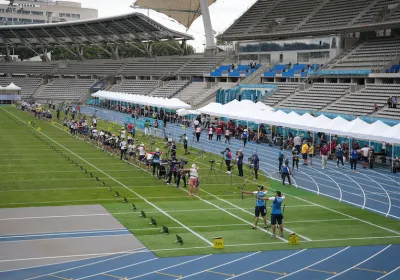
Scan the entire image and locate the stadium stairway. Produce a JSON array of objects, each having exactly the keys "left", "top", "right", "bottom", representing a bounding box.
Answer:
[
  {"left": 240, "top": 65, "right": 266, "bottom": 84},
  {"left": 294, "top": 0, "right": 330, "bottom": 31},
  {"left": 328, "top": 40, "right": 367, "bottom": 69}
]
